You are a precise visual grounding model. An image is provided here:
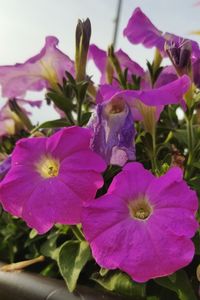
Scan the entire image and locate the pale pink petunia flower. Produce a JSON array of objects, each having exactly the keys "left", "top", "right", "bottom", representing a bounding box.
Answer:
[{"left": 0, "top": 36, "right": 74, "bottom": 98}]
